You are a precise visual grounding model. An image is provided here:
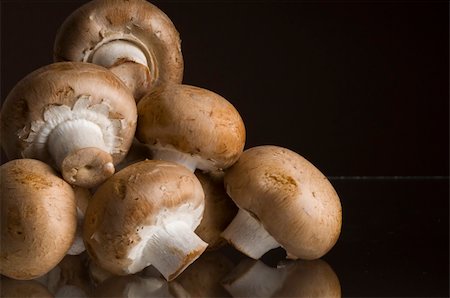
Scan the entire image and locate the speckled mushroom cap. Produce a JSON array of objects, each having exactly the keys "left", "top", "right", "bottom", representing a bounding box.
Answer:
[
  {"left": 0, "top": 159, "right": 77, "bottom": 280},
  {"left": 54, "top": 0, "right": 183, "bottom": 97},
  {"left": 84, "top": 160, "right": 206, "bottom": 280},
  {"left": 137, "top": 84, "right": 246, "bottom": 172},
  {"left": 224, "top": 145, "right": 342, "bottom": 260},
  {"left": 1, "top": 62, "right": 136, "bottom": 165}
]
